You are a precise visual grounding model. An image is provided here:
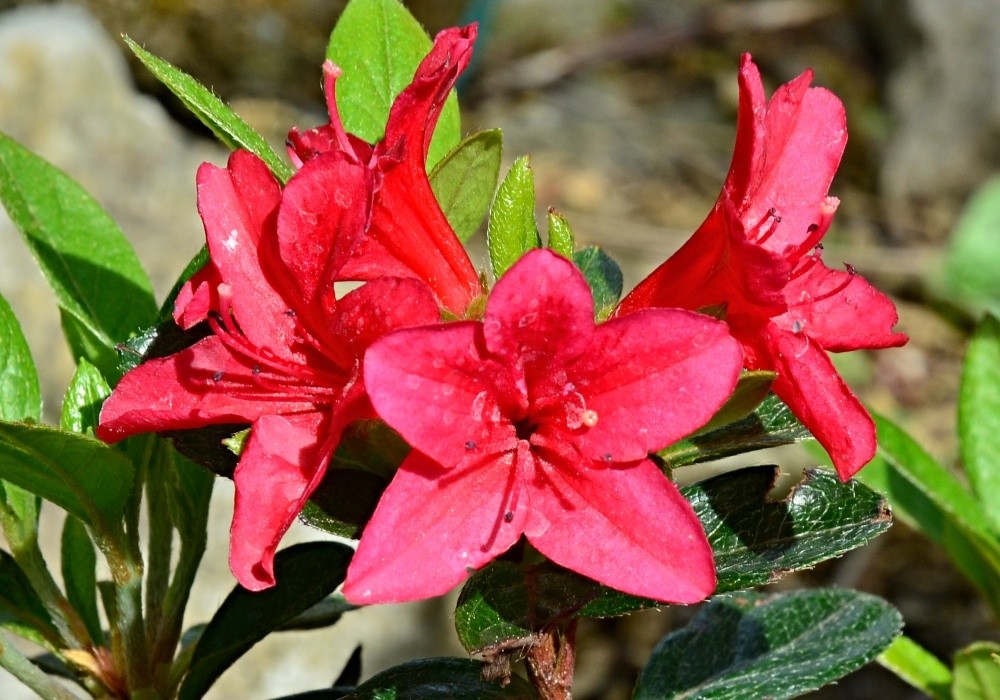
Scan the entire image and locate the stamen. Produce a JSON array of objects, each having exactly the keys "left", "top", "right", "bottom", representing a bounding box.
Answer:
[
  {"left": 788, "top": 263, "right": 858, "bottom": 307},
  {"left": 750, "top": 207, "right": 783, "bottom": 245}
]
